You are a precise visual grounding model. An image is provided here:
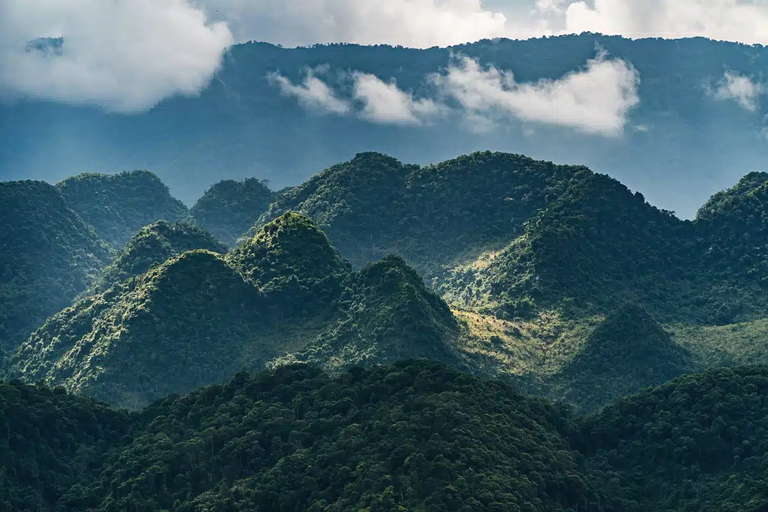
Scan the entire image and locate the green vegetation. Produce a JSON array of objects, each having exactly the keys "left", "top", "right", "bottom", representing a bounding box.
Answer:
[
  {"left": 549, "top": 304, "right": 694, "bottom": 413},
  {"left": 0, "top": 181, "right": 111, "bottom": 356},
  {"left": 8, "top": 214, "right": 462, "bottom": 409},
  {"left": 89, "top": 221, "right": 227, "bottom": 294},
  {"left": 190, "top": 178, "right": 276, "bottom": 246},
  {"left": 7, "top": 361, "right": 768, "bottom": 511},
  {"left": 441, "top": 171, "right": 768, "bottom": 325},
  {"left": 253, "top": 151, "right": 584, "bottom": 278},
  {"left": 56, "top": 171, "right": 188, "bottom": 248}
]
